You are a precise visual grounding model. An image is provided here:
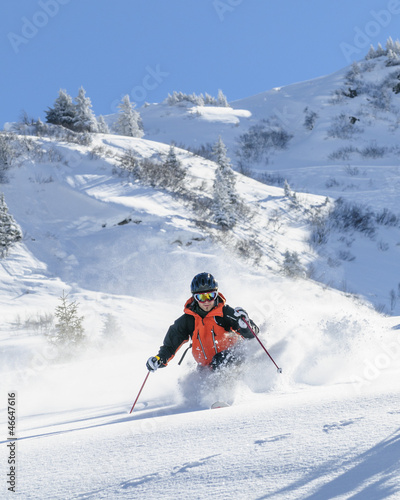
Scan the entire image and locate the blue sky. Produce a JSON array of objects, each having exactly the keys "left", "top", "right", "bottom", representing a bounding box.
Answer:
[{"left": 1, "top": 0, "right": 399, "bottom": 125}]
